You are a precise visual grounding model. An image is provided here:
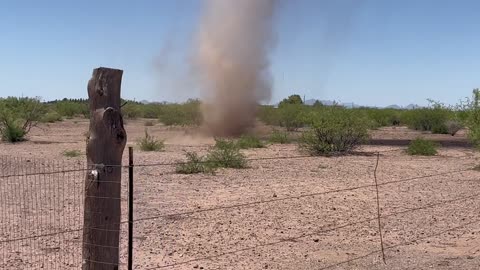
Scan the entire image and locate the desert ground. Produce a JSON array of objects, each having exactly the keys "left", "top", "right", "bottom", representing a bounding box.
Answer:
[{"left": 1, "top": 119, "right": 479, "bottom": 269}]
